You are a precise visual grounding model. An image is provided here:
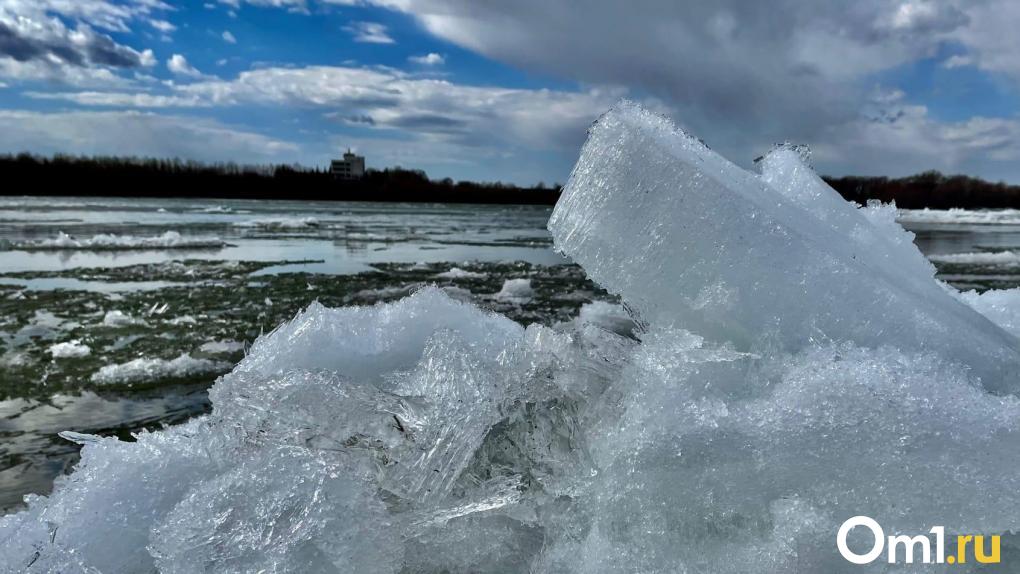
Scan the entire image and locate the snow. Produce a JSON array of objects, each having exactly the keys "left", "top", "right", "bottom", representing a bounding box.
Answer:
[
  {"left": 435, "top": 267, "right": 486, "bottom": 279},
  {"left": 494, "top": 278, "right": 534, "bottom": 302},
  {"left": 897, "top": 207, "right": 1020, "bottom": 225},
  {"left": 49, "top": 340, "right": 91, "bottom": 359},
  {"left": 6, "top": 101, "right": 1020, "bottom": 572},
  {"left": 90, "top": 353, "right": 230, "bottom": 385},
  {"left": 7, "top": 231, "right": 226, "bottom": 250}
]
